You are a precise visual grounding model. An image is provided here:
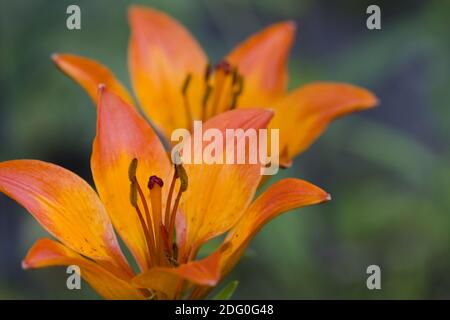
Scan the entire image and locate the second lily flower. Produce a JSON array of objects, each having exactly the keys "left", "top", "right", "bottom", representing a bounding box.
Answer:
[{"left": 52, "top": 5, "right": 377, "bottom": 167}]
